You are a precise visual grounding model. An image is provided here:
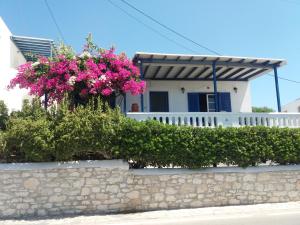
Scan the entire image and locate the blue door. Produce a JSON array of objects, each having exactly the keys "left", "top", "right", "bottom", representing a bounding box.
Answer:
[
  {"left": 150, "top": 91, "right": 169, "bottom": 112},
  {"left": 218, "top": 92, "right": 232, "bottom": 112},
  {"left": 188, "top": 93, "right": 200, "bottom": 112}
]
